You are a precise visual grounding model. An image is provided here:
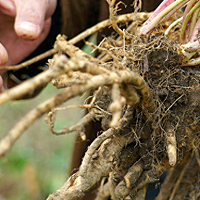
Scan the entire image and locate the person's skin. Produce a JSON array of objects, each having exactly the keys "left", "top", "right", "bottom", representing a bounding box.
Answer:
[{"left": 0, "top": 0, "right": 57, "bottom": 92}]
